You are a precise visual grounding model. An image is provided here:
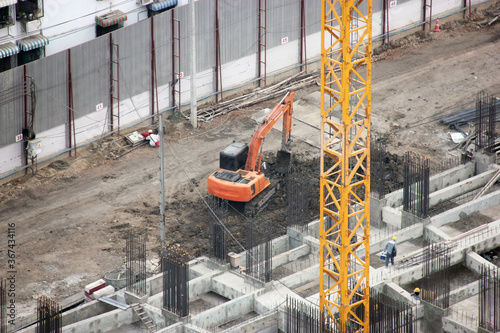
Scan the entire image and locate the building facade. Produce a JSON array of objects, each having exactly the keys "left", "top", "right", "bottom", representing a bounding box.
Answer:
[{"left": 0, "top": 0, "right": 180, "bottom": 72}]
